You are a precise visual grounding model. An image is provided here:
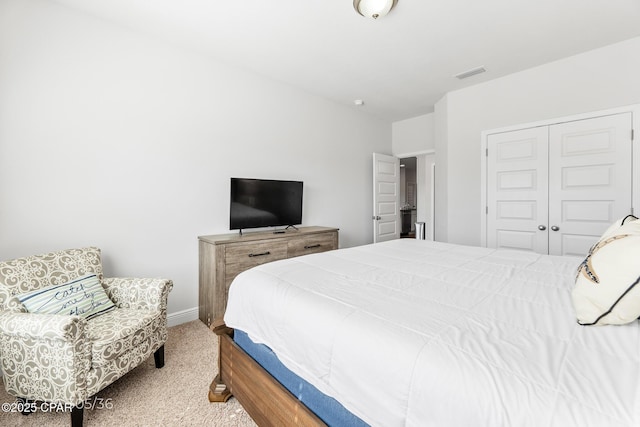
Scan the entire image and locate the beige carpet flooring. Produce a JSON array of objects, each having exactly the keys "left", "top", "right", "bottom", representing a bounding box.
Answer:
[{"left": 0, "top": 320, "right": 257, "bottom": 426}]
